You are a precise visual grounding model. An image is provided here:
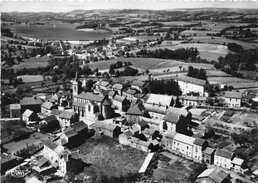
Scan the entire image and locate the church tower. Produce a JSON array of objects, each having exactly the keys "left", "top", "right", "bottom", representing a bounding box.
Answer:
[{"left": 72, "top": 71, "right": 79, "bottom": 96}]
